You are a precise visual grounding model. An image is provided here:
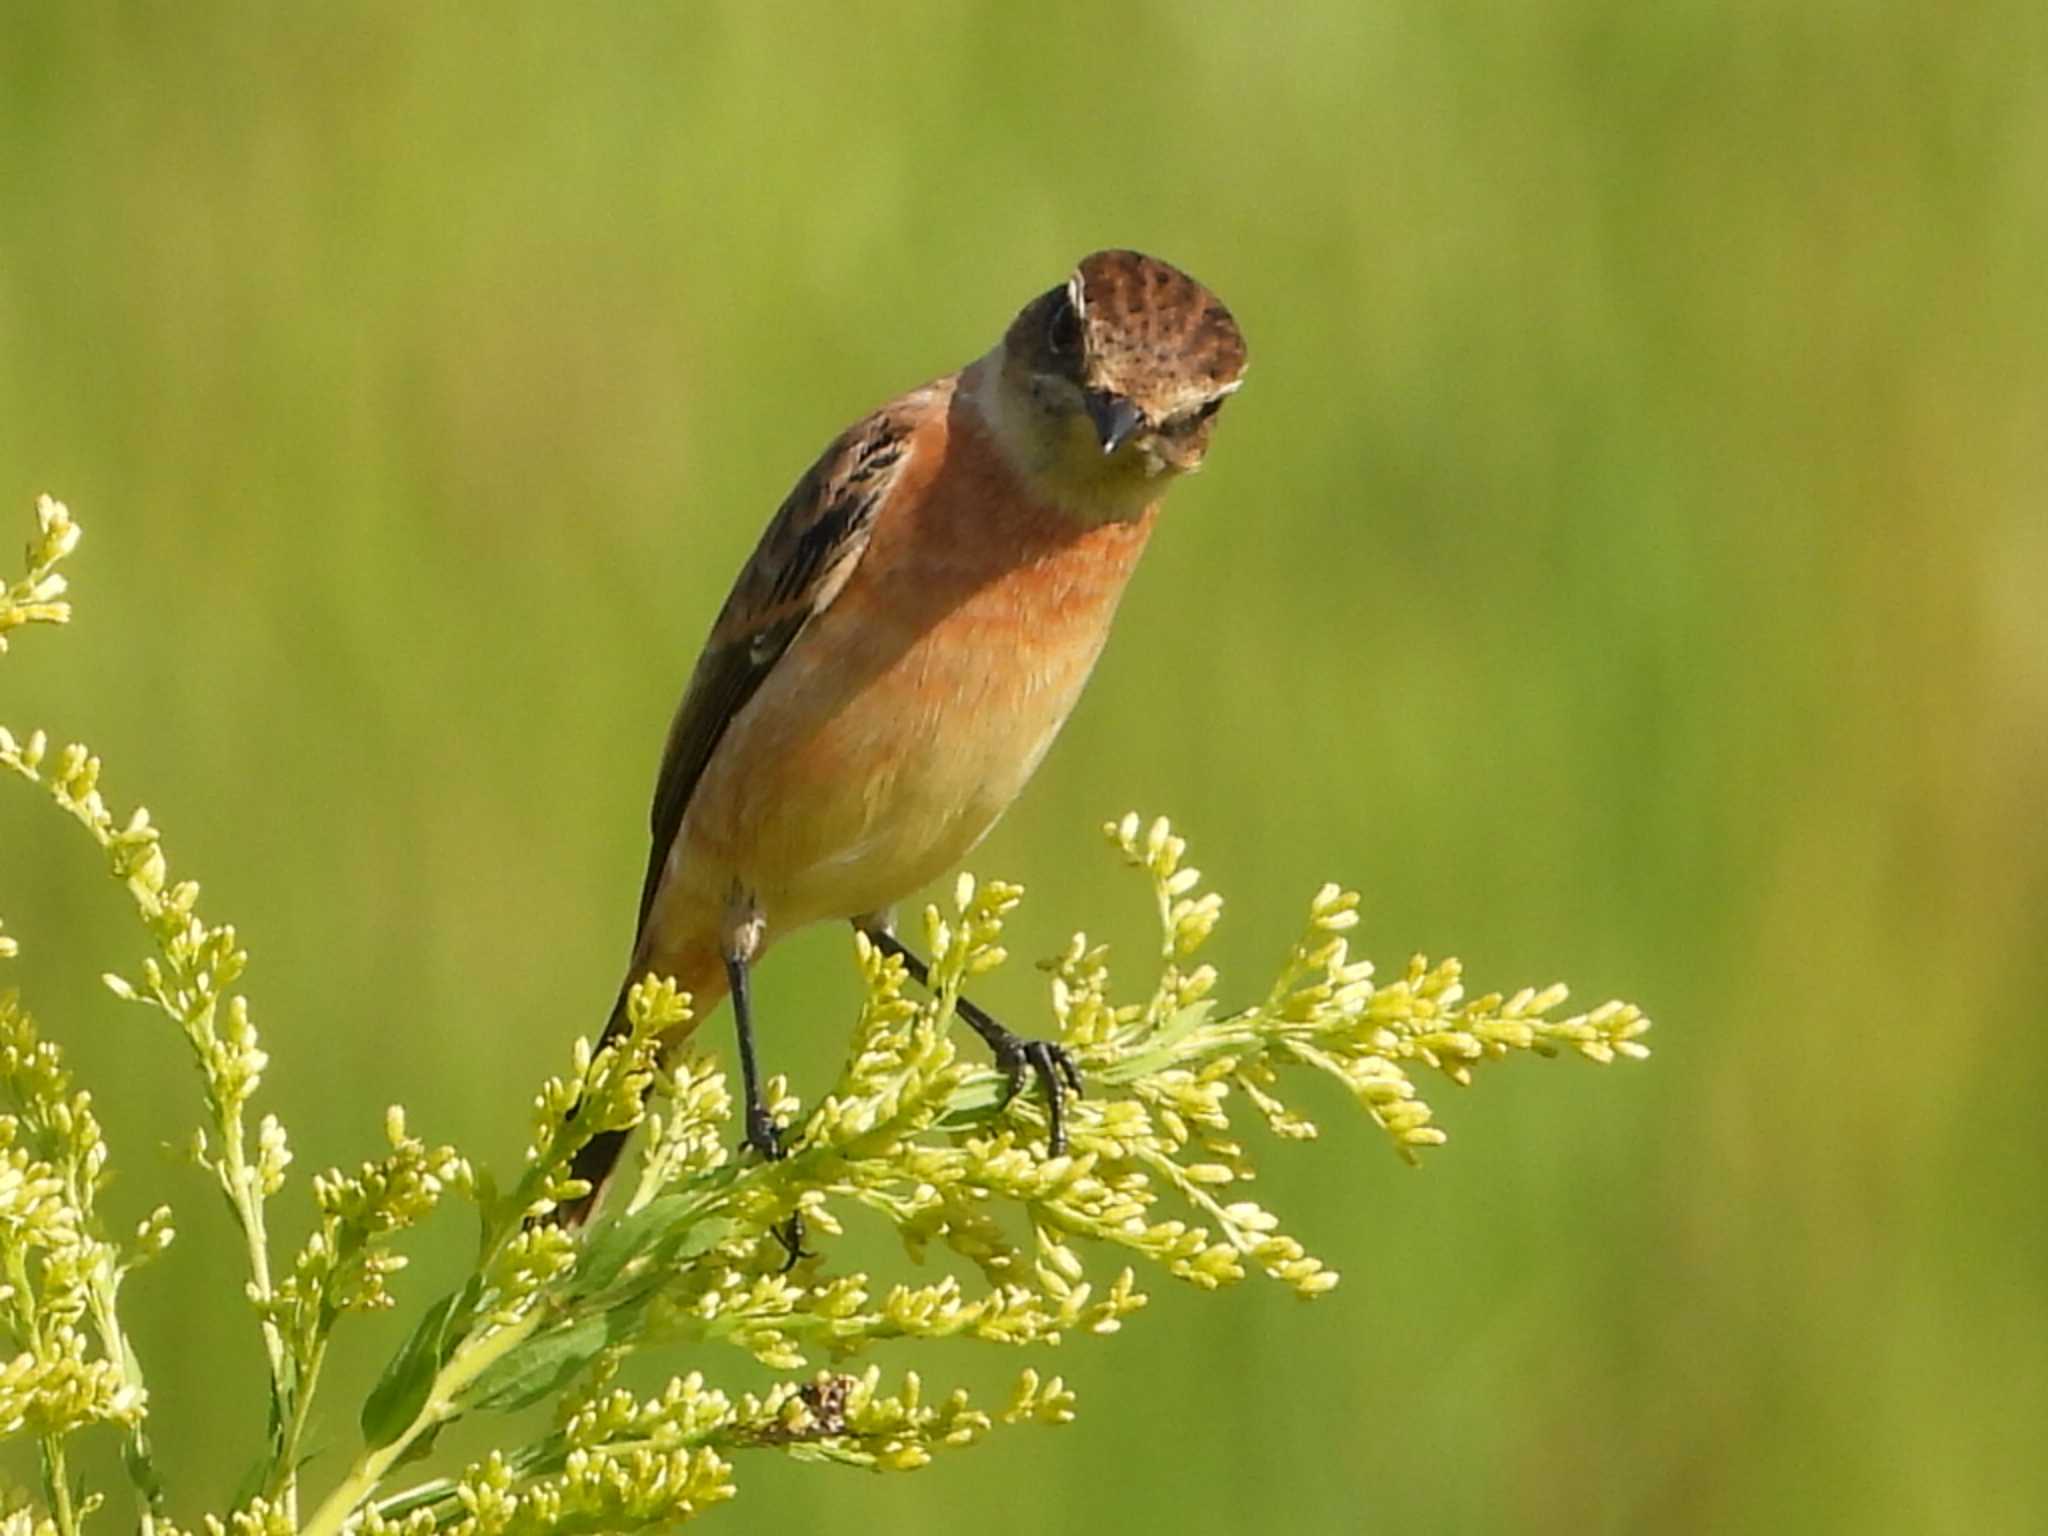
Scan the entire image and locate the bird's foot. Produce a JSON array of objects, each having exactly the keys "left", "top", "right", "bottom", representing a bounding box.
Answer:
[
  {"left": 857, "top": 928, "right": 1084, "bottom": 1156},
  {"left": 770, "top": 1211, "right": 811, "bottom": 1272},
  {"left": 741, "top": 1106, "right": 811, "bottom": 1269},
  {"left": 982, "top": 1022, "right": 1084, "bottom": 1157},
  {"left": 743, "top": 1101, "right": 785, "bottom": 1164}
]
